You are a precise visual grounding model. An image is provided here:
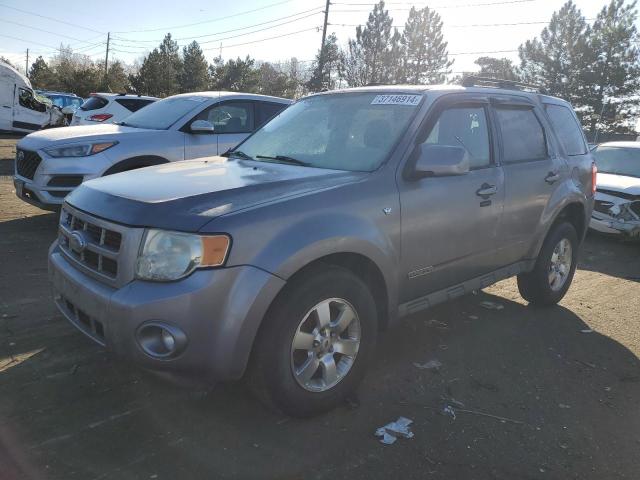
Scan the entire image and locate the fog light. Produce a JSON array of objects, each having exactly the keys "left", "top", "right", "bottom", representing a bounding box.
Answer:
[{"left": 136, "top": 322, "right": 187, "bottom": 359}]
